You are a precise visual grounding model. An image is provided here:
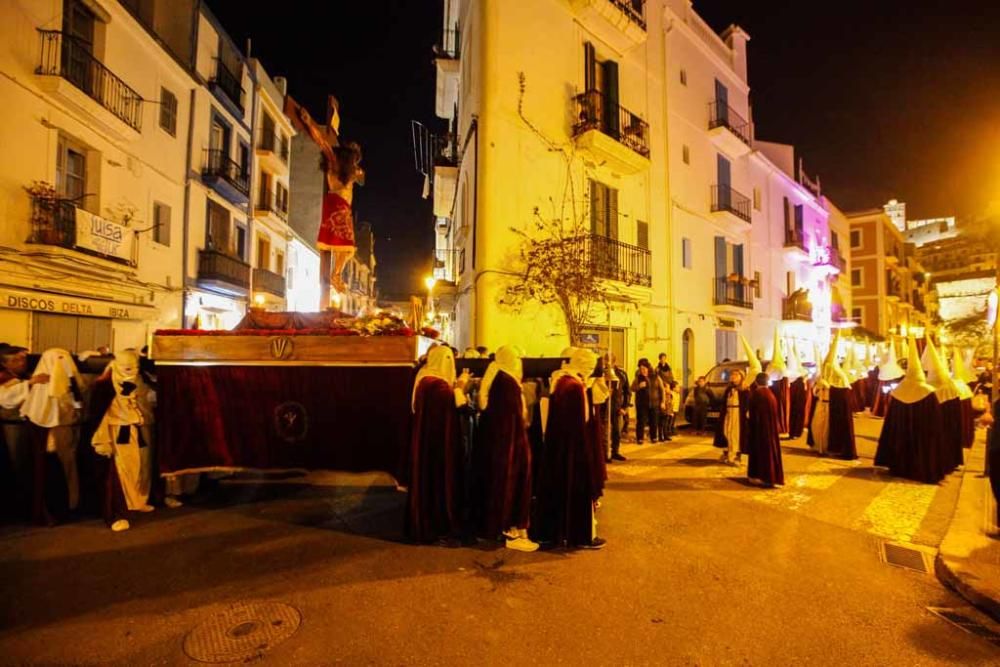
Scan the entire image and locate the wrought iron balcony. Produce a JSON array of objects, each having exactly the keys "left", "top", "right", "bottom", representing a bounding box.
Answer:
[
  {"left": 714, "top": 276, "right": 753, "bottom": 310},
  {"left": 708, "top": 100, "right": 751, "bottom": 147},
  {"left": 711, "top": 184, "right": 752, "bottom": 224},
  {"left": 784, "top": 229, "right": 807, "bottom": 253},
  {"left": 36, "top": 30, "right": 143, "bottom": 131},
  {"left": 574, "top": 234, "right": 651, "bottom": 287},
  {"left": 26, "top": 193, "right": 137, "bottom": 266},
  {"left": 782, "top": 296, "right": 812, "bottom": 322},
  {"left": 203, "top": 149, "right": 250, "bottom": 204},
  {"left": 211, "top": 61, "right": 245, "bottom": 114},
  {"left": 257, "top": 133, "right": 289, "bottom": 163},
  {"left": 253, "top": 267, "right": 286, "bottom": 297},
  {"left": 255, "top": 190, "right": 288, "bottom": 222},
  {"left": 573, "top": 89, "right": 650, "bottom": 159},
  {"left": 198, "top": 248, "right": 250, "bottom": 293},
  {"left": 610, "top": 0, "right": 646, "bottom": 30}
]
